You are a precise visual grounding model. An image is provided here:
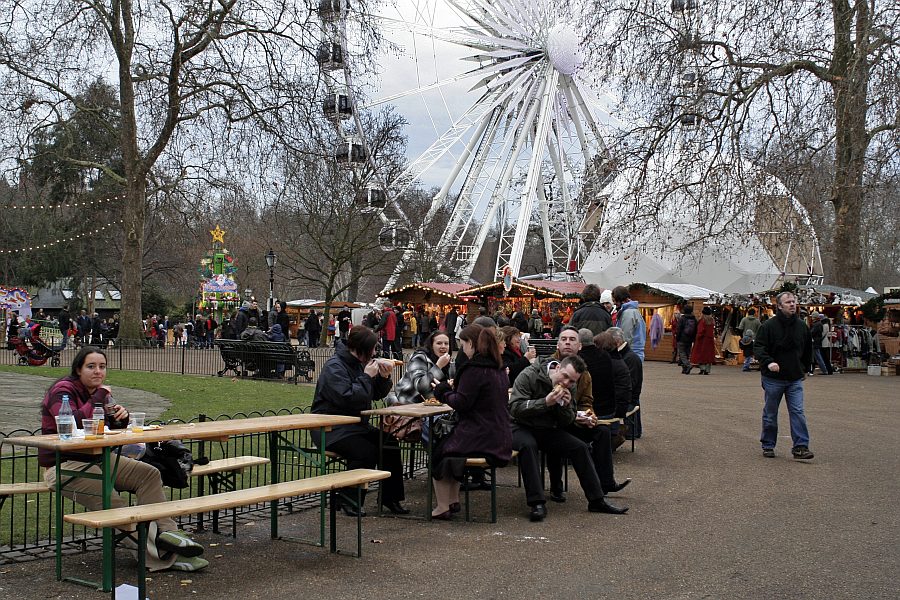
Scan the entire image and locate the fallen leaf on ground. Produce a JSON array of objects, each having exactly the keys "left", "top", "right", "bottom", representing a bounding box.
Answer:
[
  {"left": 370, "top": 539, "right": 383, "bottom": 544},
  {"left": 180, "top": 579, "right": 193, "bottom": 585}
]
